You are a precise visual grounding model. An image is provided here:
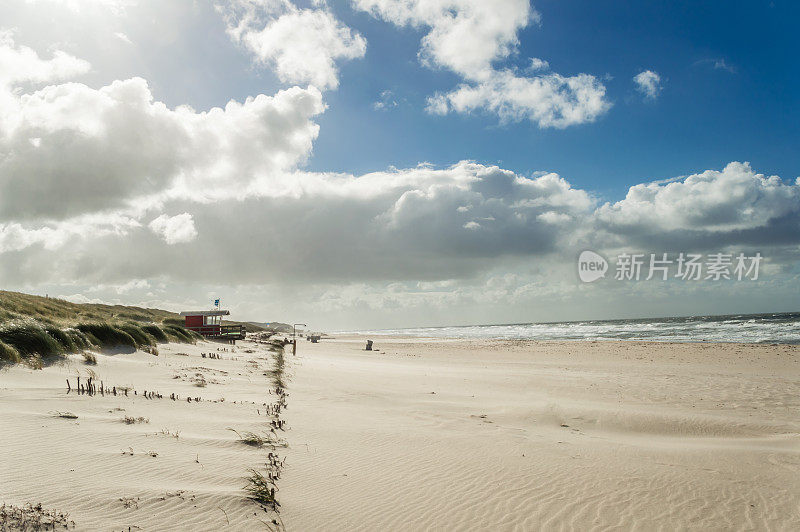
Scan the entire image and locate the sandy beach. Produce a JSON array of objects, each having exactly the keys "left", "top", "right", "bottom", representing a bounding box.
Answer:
[
  {"left": 3, "top": 0, "right": 799, "bottom": 530},
  {"left": 0, "top": 339, "right": 287, "bottom": 530},
  {"left": 2, "top": 337, "right": 799, "bottom": 530}
]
